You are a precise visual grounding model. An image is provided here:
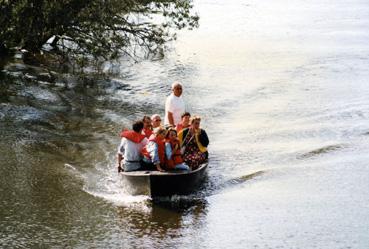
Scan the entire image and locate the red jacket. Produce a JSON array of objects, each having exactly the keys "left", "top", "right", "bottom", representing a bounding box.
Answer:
[
  {"left": 165, "top": 139, "right": 184, "bottom": 169},
  {"left": 142, "top": 128, "right": 153, "bottom": 138},
  {"left": 141, "top": 135, "right": 165, "bottom": 165},
  {"left": 120, "top": 130, "right": 146, "bottom": 143}
]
